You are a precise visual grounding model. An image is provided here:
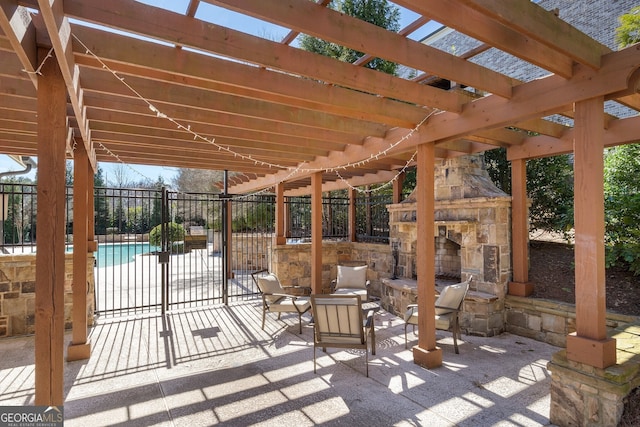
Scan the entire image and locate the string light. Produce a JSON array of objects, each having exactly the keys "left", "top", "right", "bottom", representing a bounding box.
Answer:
[
  {"left": 22, "top": 47, "right": 54, "bottom": 76},
  {"left": 71, "top": 33, "right": 437, "bottom": 199},
  {"left": 335, "top": 150, "right": 418, "bottom": 194},
  {"left": 96, "top": 141, "right": 150, "bottom": 183}
]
